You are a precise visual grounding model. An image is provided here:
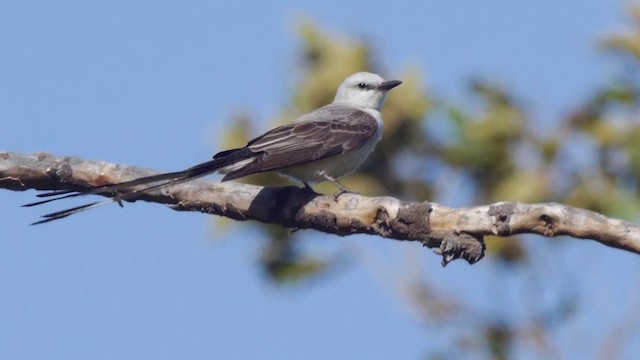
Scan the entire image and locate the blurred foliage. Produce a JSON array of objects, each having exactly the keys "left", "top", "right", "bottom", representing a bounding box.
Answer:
[{"left": 214, "top": 7, "right": 640, "bottom": 358}]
